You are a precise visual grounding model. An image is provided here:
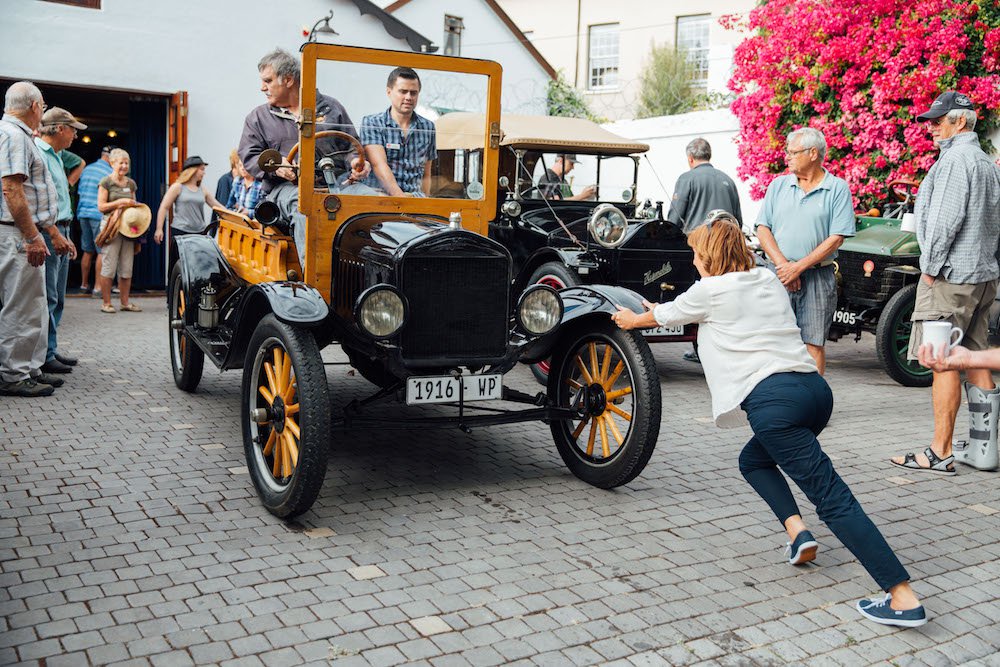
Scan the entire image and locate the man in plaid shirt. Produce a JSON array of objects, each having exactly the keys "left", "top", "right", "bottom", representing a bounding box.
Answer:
[
  {"left": 892, "top": 91, "right": 1000, "bottom": 474},
  {"left": 361, "top": 67, "right": 436, "bottom": 197}
]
